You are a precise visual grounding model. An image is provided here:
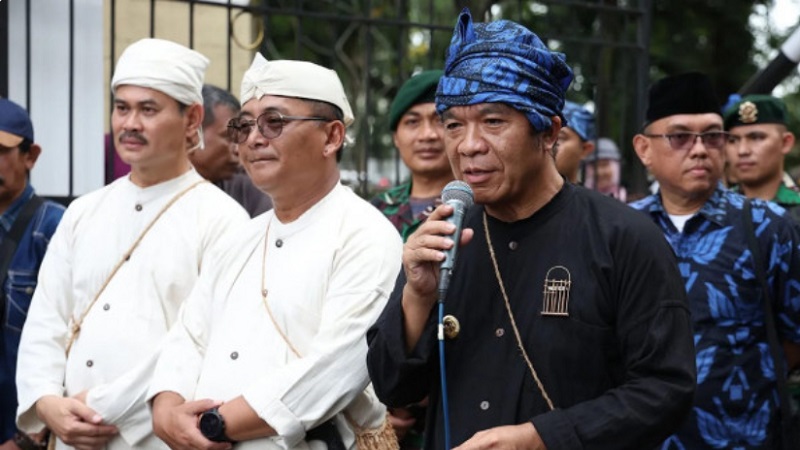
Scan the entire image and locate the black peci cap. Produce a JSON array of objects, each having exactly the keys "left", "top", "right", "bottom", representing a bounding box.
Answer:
[{"left": 644, "top": 72, "right": 720, "bottom": 128}]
